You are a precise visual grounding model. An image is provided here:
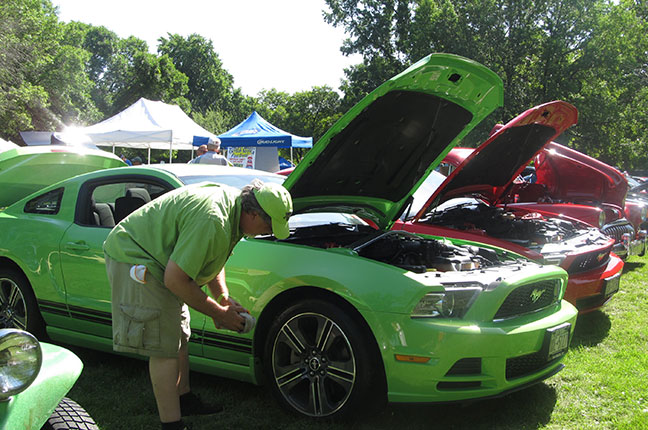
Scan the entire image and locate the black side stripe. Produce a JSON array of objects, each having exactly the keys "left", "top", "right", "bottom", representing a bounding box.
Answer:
[
  {"left": 199, "top": 331, "right": 253, "bottom": 354},
  {"left": 38, "top": 299, "right": 69, "bottom": 316},
  {"left": 37, "top": 300, "right": 245, "bottom": 352}
]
